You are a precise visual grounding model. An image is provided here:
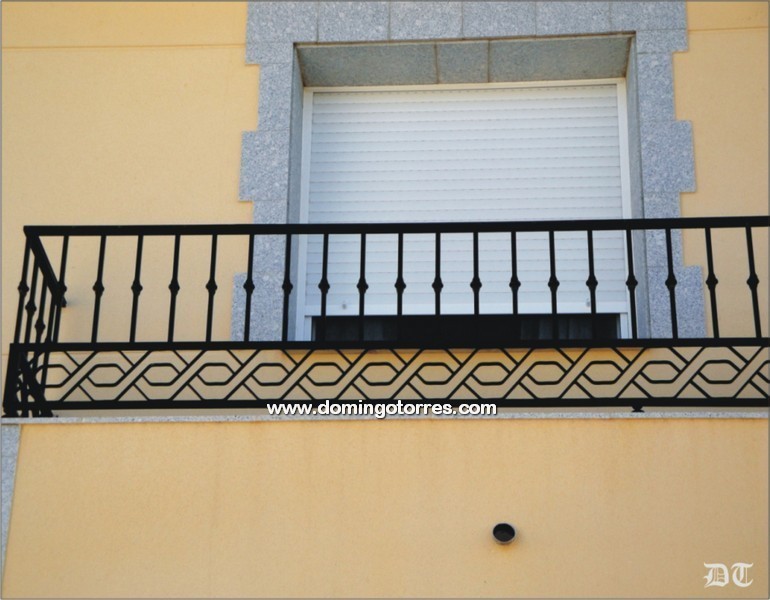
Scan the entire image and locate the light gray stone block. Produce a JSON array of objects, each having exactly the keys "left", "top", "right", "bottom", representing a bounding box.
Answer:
[
  {"left": 636, "top": 30, "right": 688, "bottom": 54},
  {"left": 610, "top": 1, "right": 686, "bottom": 31},
  {"left": 462, "top": 2, "right": 536, "bottom": 38},
  {"left": 251, "top": 234, "right": 287, "bottom": 341},
  {"left": 644, "top": 192, "right": 682, "bottom": 220},
  {"left": 231, "top": 241, "right": 285, "bottom": 342},
  {"left": 536, "top": 2, "right": 611, "bottom": 35},
  {"left": 640, "top": 120, "right": 695, "bottom": 194},
  {"left": 239, "top": 130, "right": 291, "bottom": 202},
  {"left": 232, "top": 269, "right": 280, "bottom": 342},
  {"left": 2, "top": 425, "right": 20, "bottom": 577},
  {"left": 490, "top": 36, "right": 630, "bottom": 82},
  {"left": 629, "top": 228, "right": 651, "bottom": 338},
  {"left": 3, "top": 412, "right": 764, "bottom": 424},
  {"left": 390, "top": 2, "right": 462, "bottom": 40},
  {"left": 636, "top": 53, "right": 675, "bottom": 122},
  {"left": 247, "top": 1, "right": 318, "bottom": 43},
  {"left": 286, "top": 57, "right": 304, "bottom": 335},
  {"left": 645, "top": 228, "right": 684, "bottom": 270},
  {"left": 288, "top": 57, "right": 305, "bottom": 225},
  {"left": 231, "top": 272, "right": 248, "bottom": 341},
  {"left": 437, "top": 42, "right": 488, "bottom": 84},
  {"left": 253, "top": 200, "right": 288, "bottom": 225},
  {"left": 625, "top": 43, "right": 645, "bottom": 219},
  {"left": 257, "top": 63, "right": 294, "bottom": 131},
  {"left": 319, "top": 2, "right": 389, "bottom": 42},
  {"left": 298, "top": 43, "right": 437, "bottom": 86},
  {"left": 648, "top": 265, "right": 705, "bottom": 338},
  {"left": 246, "top": 41, "right": 295, "bottom": 65}
]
